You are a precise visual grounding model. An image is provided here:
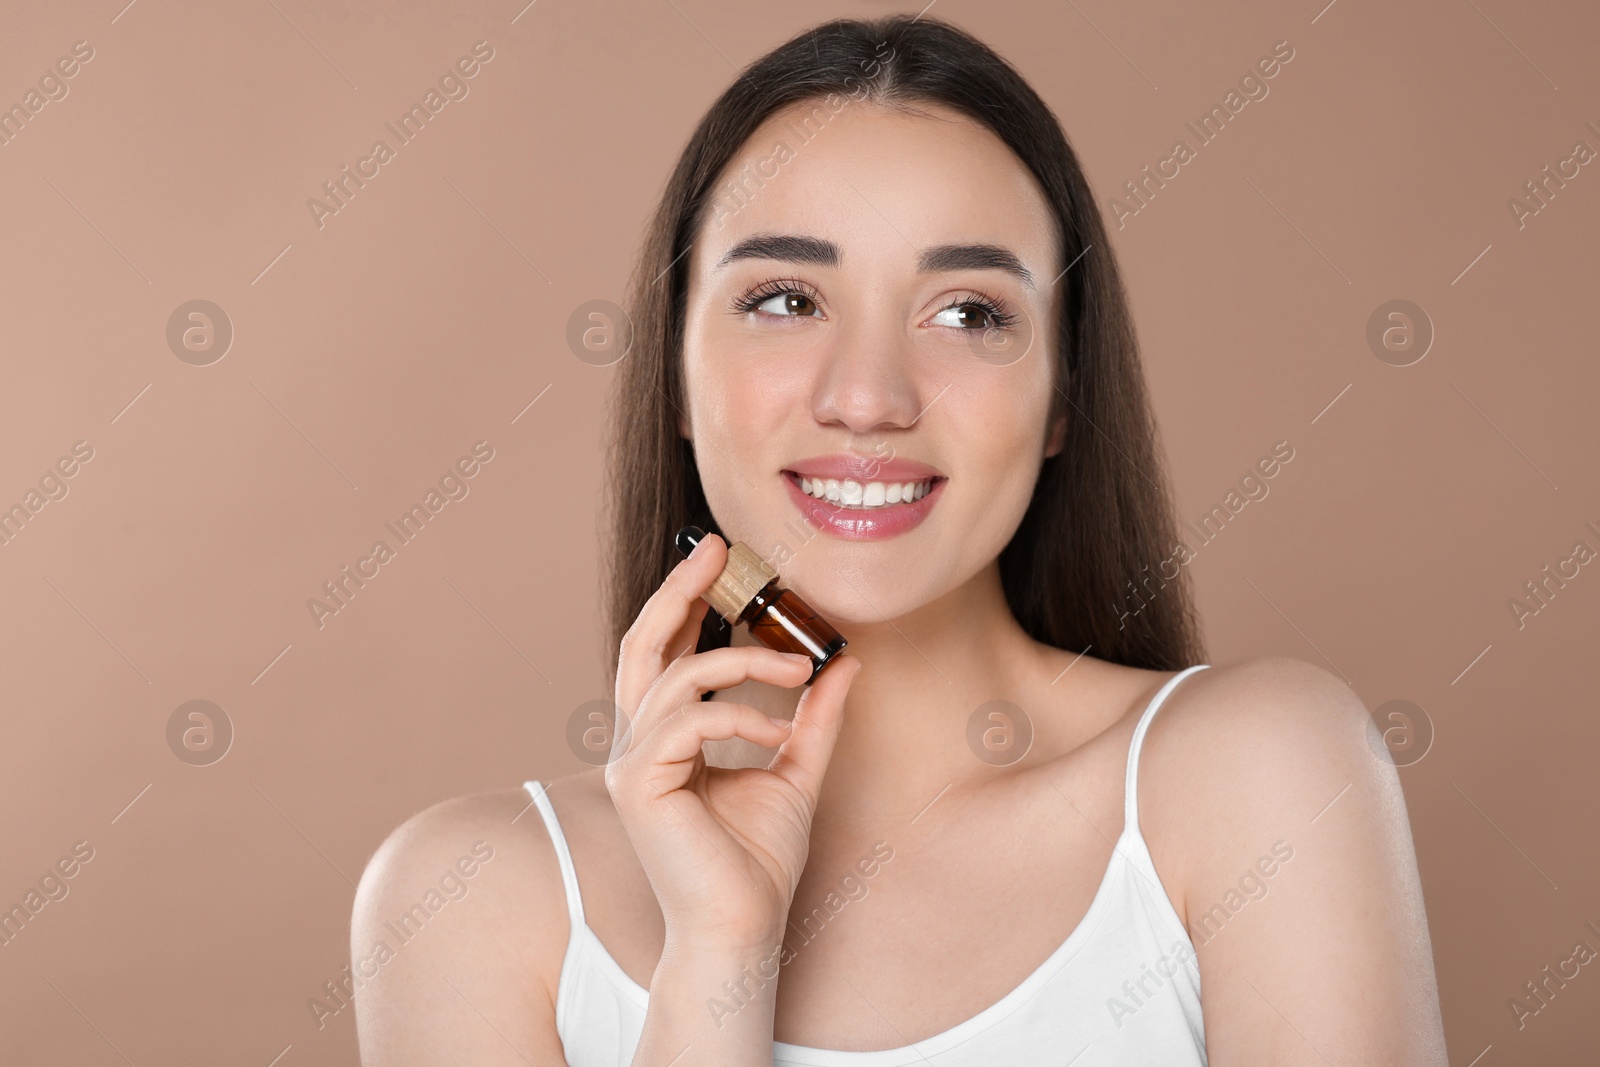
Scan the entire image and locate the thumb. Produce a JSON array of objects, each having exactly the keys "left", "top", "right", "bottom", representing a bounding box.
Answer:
[{"left": 766, "top": 654, "right": 860, "bottom": 801}]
